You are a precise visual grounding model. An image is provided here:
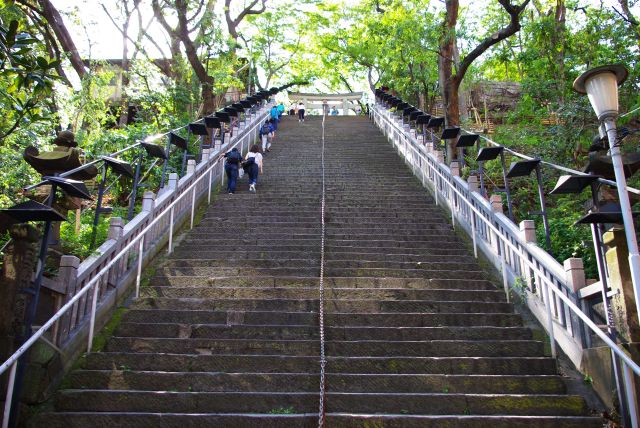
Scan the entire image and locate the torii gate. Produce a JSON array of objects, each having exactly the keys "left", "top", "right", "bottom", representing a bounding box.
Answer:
[{"left": 288, "top": 92, "right": 363, "bottom": 114}]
